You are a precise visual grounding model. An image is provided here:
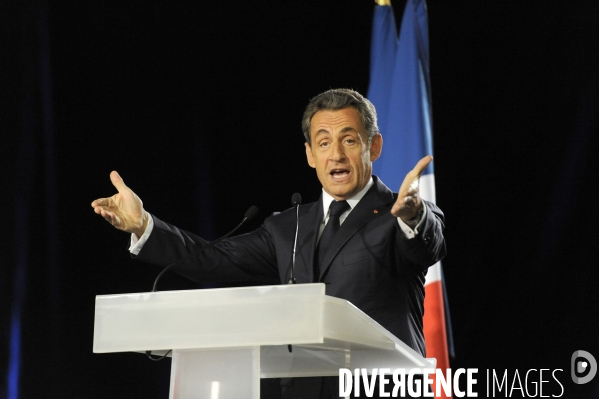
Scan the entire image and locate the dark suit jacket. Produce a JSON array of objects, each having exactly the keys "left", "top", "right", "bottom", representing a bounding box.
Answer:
[{"left": 136, "top": 176, "right": 446, "bottom": 356}]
